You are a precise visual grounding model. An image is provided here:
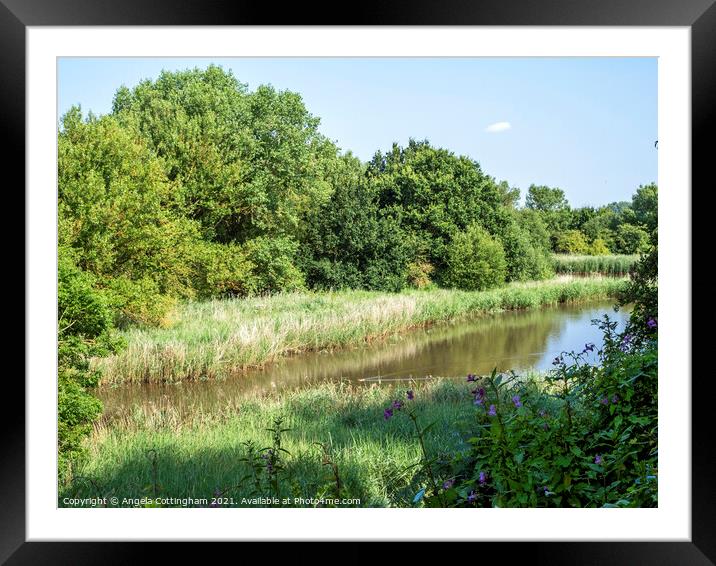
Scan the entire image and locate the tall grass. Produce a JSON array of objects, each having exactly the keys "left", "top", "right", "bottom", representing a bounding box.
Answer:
[
  {"left": 97, "top": 278, "right": 626, "bottom": 385},
  {"left": 552, "top": 254, "right": 638, "bottom": 276},
  {"left": 61, "top": 379, "right": 499, "bottom": 507}
]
